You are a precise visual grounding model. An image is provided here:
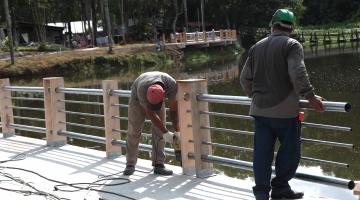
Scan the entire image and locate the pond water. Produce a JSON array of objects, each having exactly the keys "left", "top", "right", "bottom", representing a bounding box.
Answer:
[{"left": 8, "top": 46, "right": 360, "bottom": 189}]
